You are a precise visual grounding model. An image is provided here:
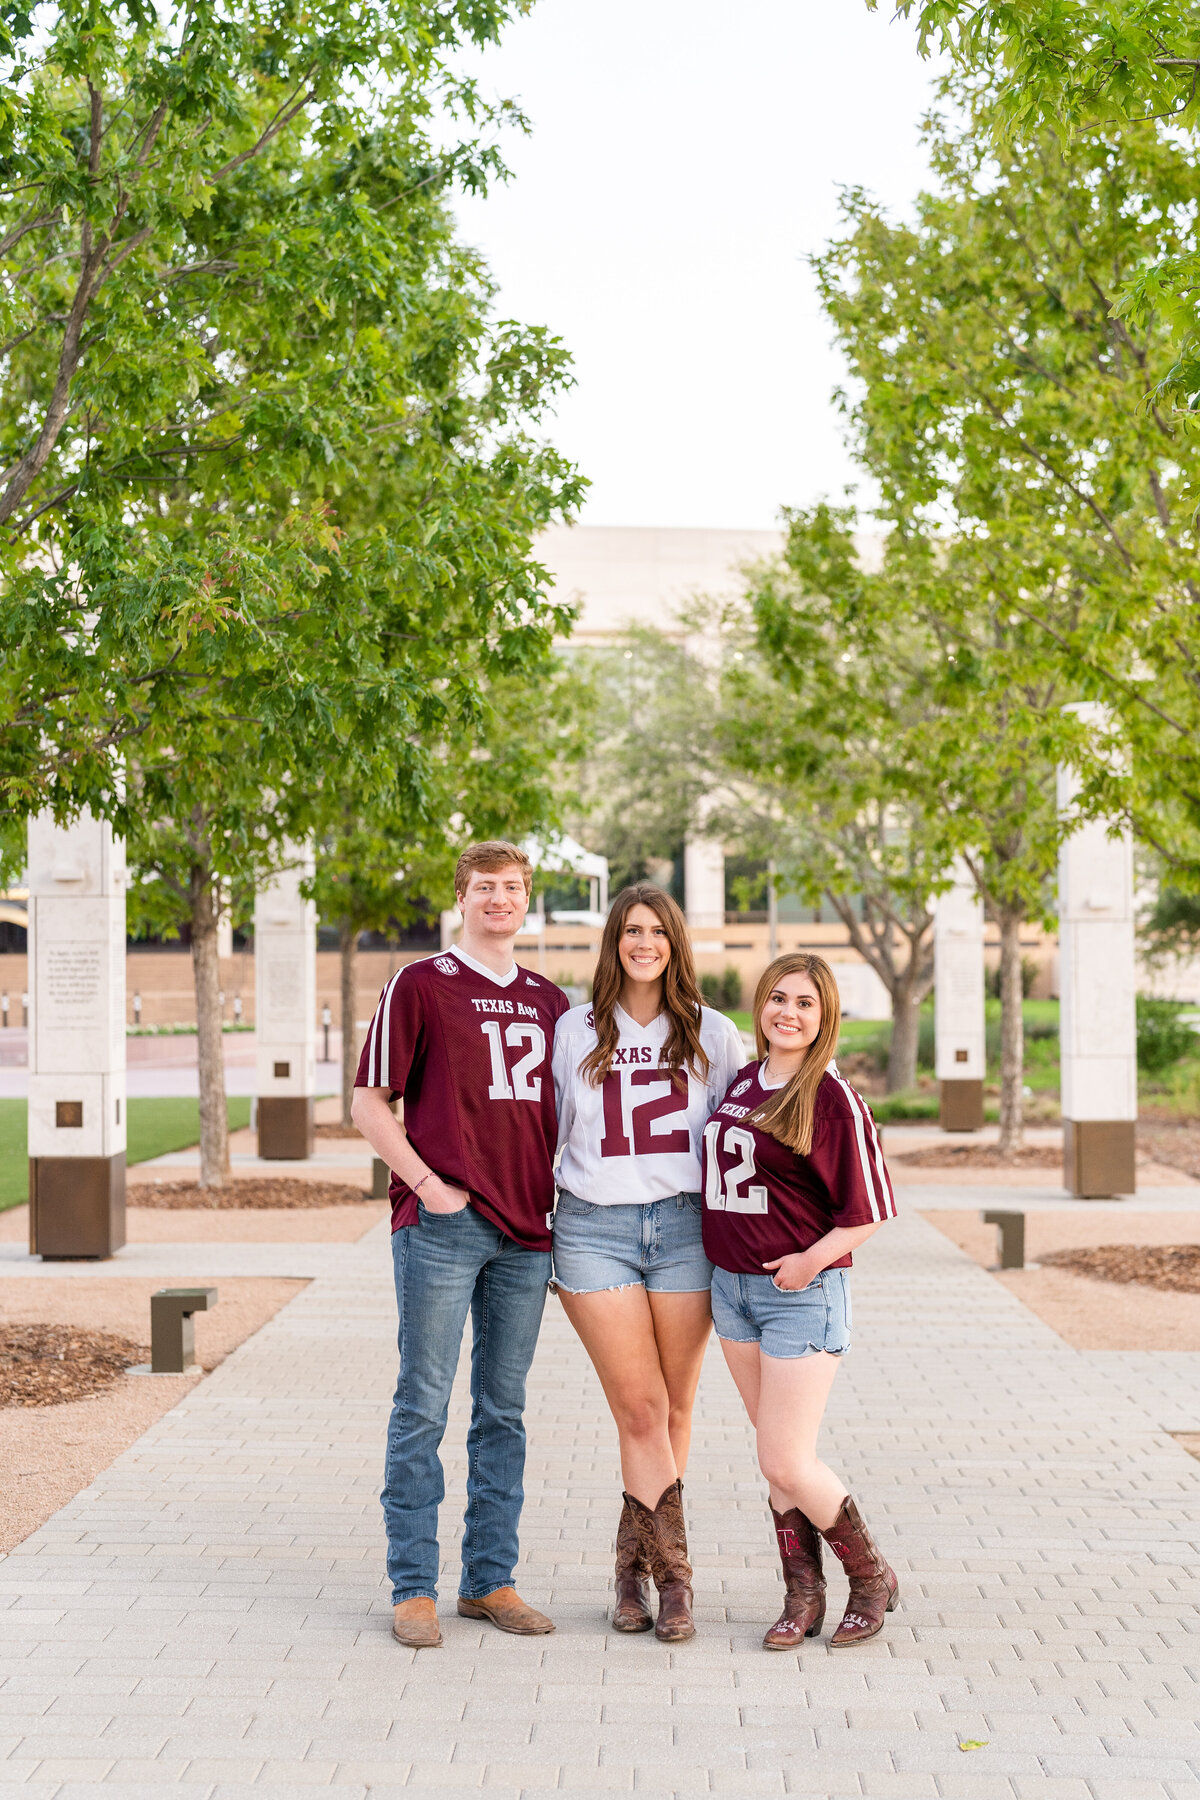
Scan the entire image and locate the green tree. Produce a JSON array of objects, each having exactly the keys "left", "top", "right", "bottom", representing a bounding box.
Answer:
[
  {"left": 2, "top": 0, "right": 585, "bottom": 1185},
  {"left": 313, "top": 659, "right": 592, "bottom": 1123},
  {"left": 737, "top": 509, "right": 1067, "bottom": 1142},
  {"left": 804, "top": 93, "right": 1200, "bottom": 1135},
  {"left": 572, "top": 629, "right": 719, "bottom": 894},
  {"left": 716, "top": 571, "right": 952, "bottom": 1094},
  {"left": 575, "top": 610, "right": 952, "bottom": 1093},
  {"left": 884, "top": 4, "right": 1200, "bottom": 399}
]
